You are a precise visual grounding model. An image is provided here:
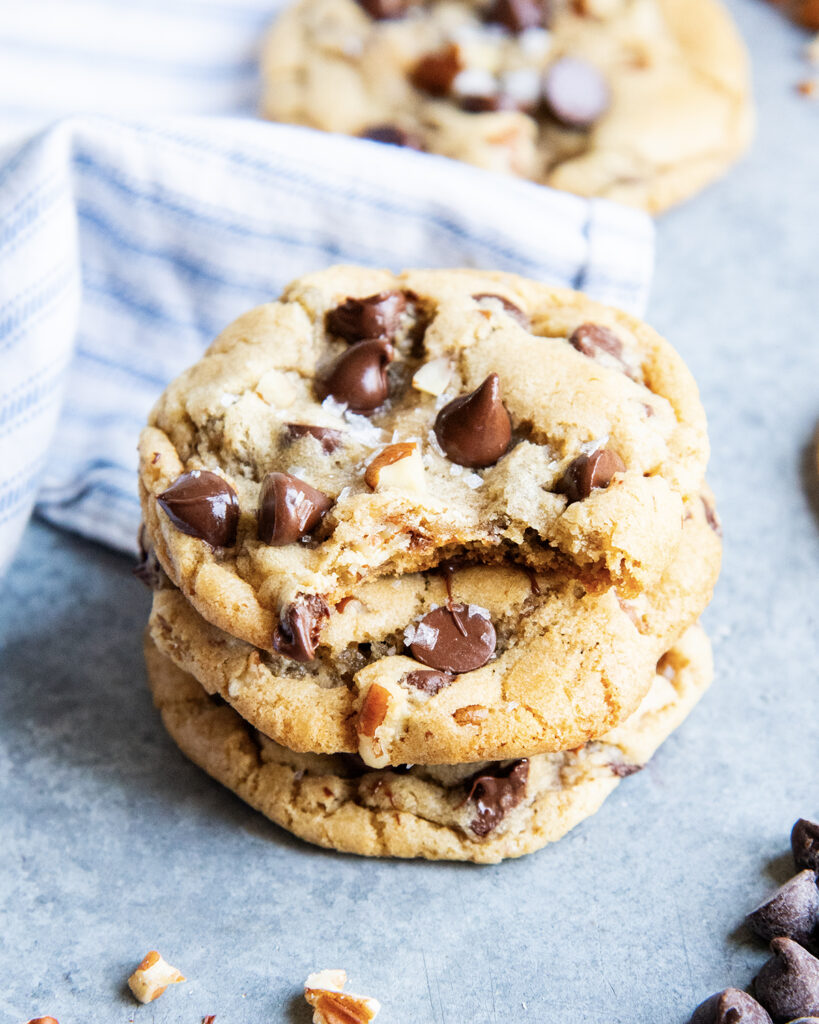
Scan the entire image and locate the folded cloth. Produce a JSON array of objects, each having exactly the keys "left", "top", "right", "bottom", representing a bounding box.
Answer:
[{"left": 0, "top": 114, "right": 653, "bottom": 574}]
